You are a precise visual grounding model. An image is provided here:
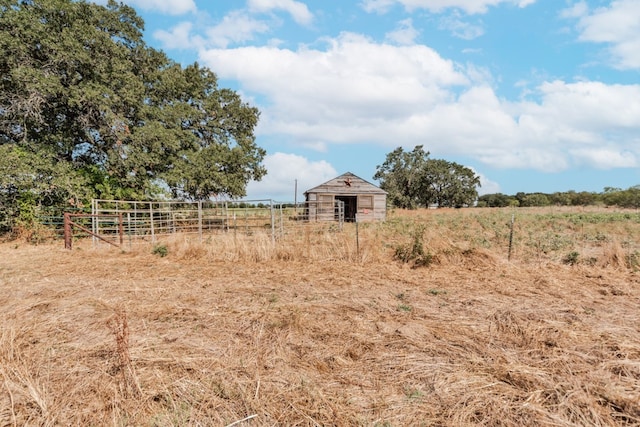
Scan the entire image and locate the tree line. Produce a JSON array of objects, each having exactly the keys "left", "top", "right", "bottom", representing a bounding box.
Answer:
[
  {"left": 478, "top": 187, "right": 640, "bottom": 208},
  {"left": 373, "top": 146, "right": 640, "bottom": 210}
]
